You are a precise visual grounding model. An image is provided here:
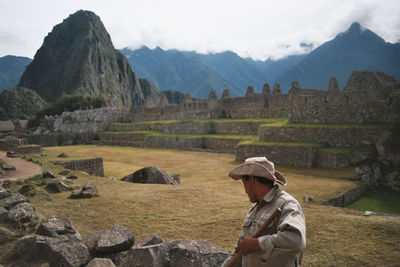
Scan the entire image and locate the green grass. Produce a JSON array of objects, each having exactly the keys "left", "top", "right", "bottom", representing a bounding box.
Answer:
[
  {"left": 347, "top": 189, "right": 400, "bottom": 215},
  {"left": 111, "top": 117, "right": 287, "bottom": 126},
  {"left": 263, "top": 118, "right": 387, "bottom": 129},
  {"left": 101, "top": 130, "right": 258, "bottom": 140}
]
